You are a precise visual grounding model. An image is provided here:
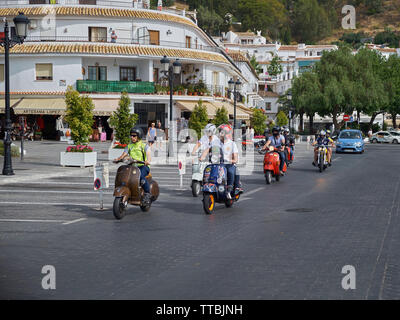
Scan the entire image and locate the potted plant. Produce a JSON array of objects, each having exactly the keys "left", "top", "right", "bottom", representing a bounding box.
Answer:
[
  {"left": 60, "top": 86, "right": 97, "bottom": 167},
  {"left": 108, "top": 92, "right": 138, "bottom": 161}
]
